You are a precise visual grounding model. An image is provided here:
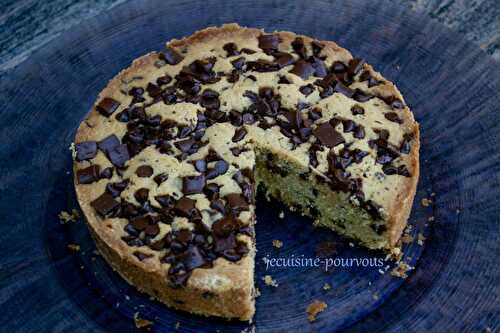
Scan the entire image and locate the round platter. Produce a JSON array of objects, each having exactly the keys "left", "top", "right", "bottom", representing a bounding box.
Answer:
[{"left": 0, "top": 0, "right": 498, "bottom": 332}]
